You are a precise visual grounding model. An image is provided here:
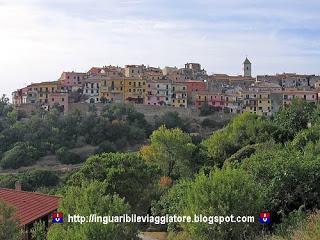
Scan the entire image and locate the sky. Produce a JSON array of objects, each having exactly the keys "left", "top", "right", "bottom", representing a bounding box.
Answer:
[{"left": 1, "top": 0, "right": 320, "bottom": 97}]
